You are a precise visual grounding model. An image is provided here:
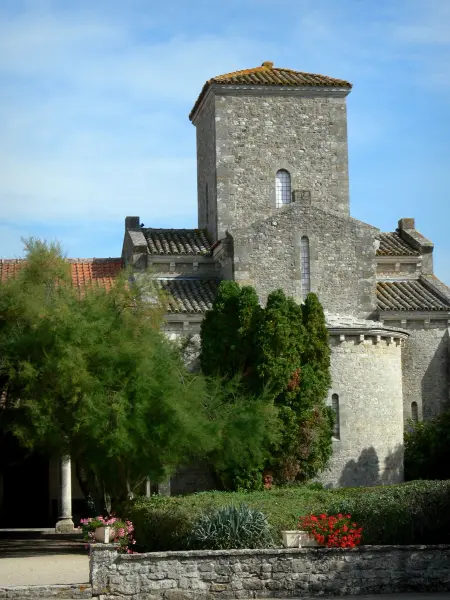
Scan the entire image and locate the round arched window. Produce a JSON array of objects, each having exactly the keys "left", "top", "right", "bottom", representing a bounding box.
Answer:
[{"left": 275, "top": 169, "right": 291, "bottom": 207}]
